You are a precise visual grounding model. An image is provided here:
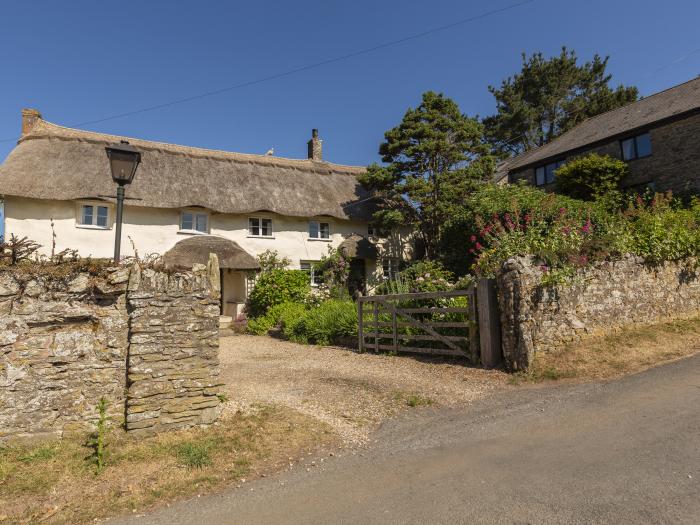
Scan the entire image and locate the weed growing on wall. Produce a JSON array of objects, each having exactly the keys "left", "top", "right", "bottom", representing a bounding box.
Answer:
[{"left": 87, "top": 397, "right": 110, "bottom": 473}]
